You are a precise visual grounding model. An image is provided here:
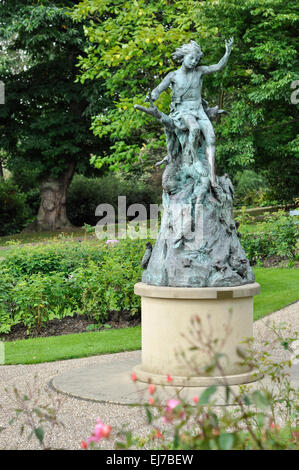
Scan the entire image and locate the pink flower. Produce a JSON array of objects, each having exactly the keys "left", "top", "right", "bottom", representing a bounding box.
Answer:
[
  {"left": 148, "top": 397, "right": 154, "bottom": 405},
  {"left": 131, "top": 372, "right": 137, "bottom": 382},
  {"left": 154, "top": 429, "right": 164, "bottom": 440},
  {"left": 162, "top": 399, "right": 184, "bottom": 423},
  {"left": 148, "top": 384, "right": 155, "bottom": 395},
  {"left": 166, "top": 399, "right": 181, "bottom": 411},
  {"left": 95, "top": 419, "right": 111, "bottom": 438},
  {"left": 106, "top": 239, "right": 119, "bottom": 245},
  {"left": 87, "top": 419, "right": 111, "bottom": 444},
  {"left": 167, "top": 374, "right": 173, "bottom": 383},
  {"left": 193, "top": 396, "right": 199, "bottom": 404},
  {"left": 81, "top": 441, "right": 87, "bottom": 449}
]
